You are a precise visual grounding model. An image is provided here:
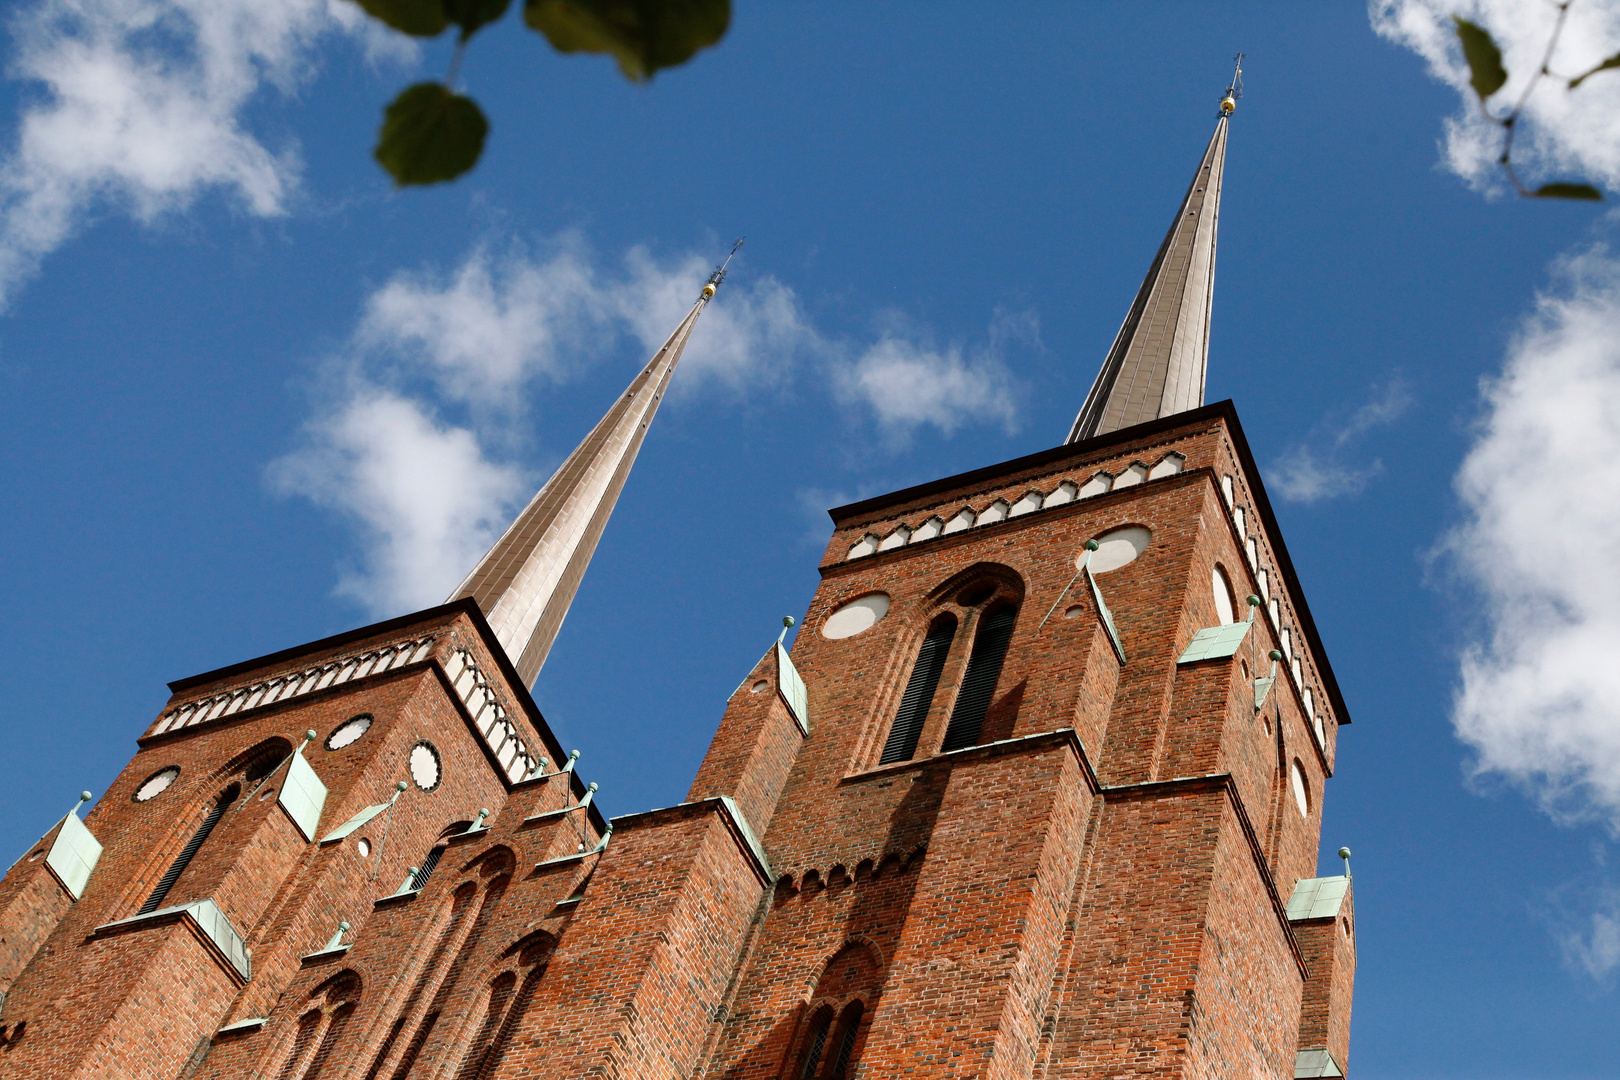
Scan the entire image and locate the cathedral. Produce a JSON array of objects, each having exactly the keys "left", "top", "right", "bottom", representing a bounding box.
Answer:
[{"left": 0, "top": 83, "right": 1355, "bottom": 1080}]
